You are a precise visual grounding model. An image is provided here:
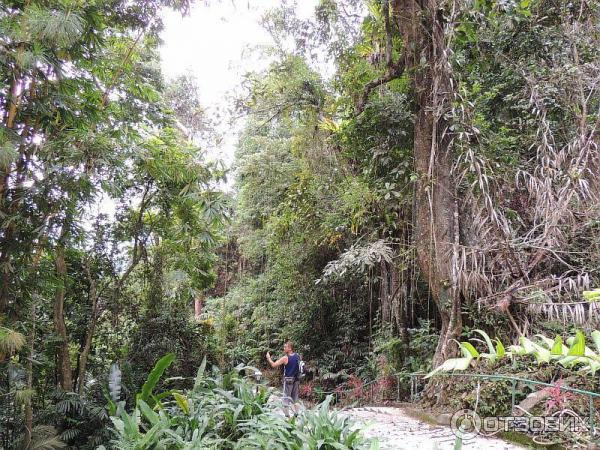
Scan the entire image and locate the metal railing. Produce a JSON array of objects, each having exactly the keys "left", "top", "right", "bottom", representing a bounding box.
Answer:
[{"left": 422, "top": 372, "right": 600, "bottom": 438}]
